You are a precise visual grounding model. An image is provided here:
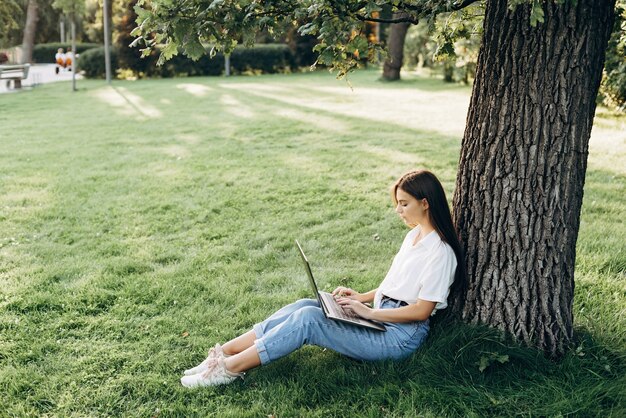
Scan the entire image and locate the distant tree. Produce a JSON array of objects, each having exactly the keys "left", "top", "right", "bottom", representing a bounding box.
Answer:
[
  {"left": 21, "top": 0, "right": 39, "bottom": 63},
  {"left": 134, "top": 0, "right": 617, "bottom": 357},
  {"left": 0, "top": 0, "right": 22, "bottom": 48},
  {"left": 382, "top": 12, "right": 412, "bottom": 81}
]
